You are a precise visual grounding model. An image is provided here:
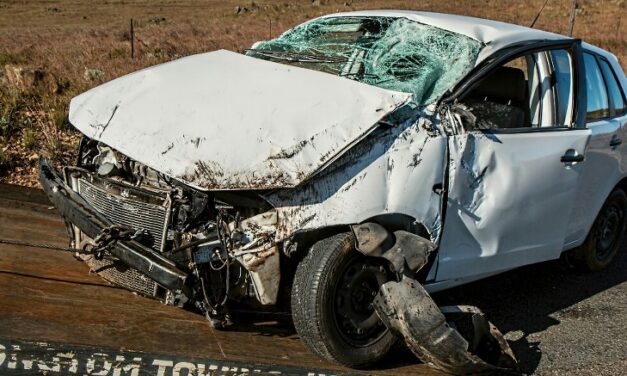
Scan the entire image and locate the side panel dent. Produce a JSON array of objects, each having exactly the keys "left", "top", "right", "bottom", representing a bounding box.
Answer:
[
  {"left": 437, "top": 130, "right": 590, "bottom": 281},
  {"left": 266, "top": 119, "right": 447, "bottom": 243}
]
